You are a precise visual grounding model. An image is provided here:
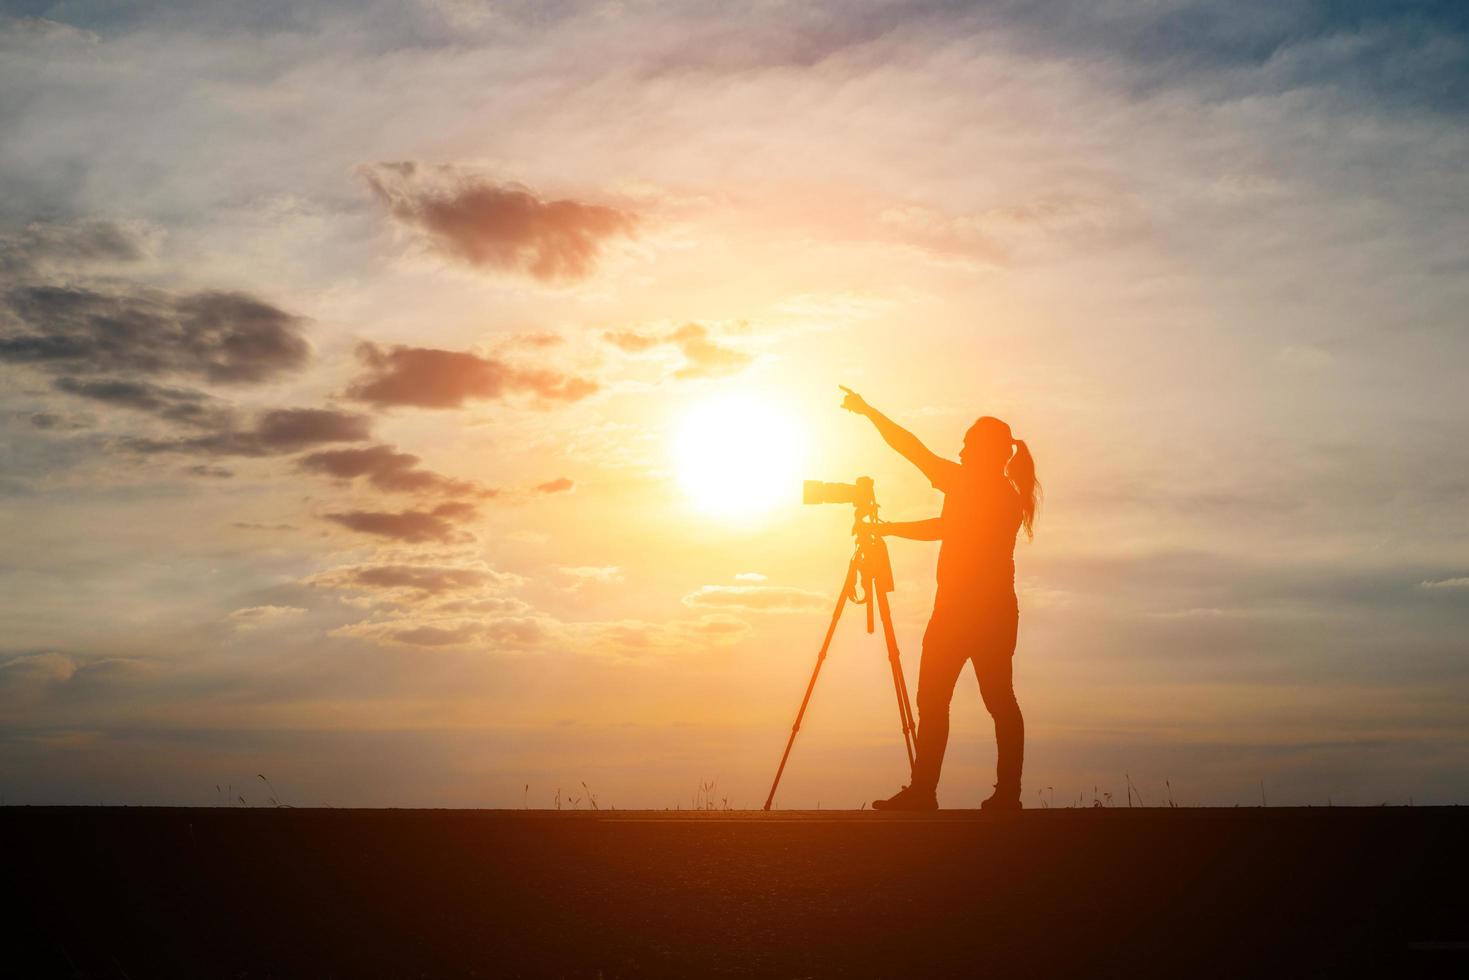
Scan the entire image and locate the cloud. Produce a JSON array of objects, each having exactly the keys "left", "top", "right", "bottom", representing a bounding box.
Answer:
[
  {"left": 344, "top": 342, "right": 598, "bottom": 409},
  {"left": 604, "top": 322, "right": 752, "bottom": 379},
  {"left": 368, "top": 622, "right": 486, "bottom": 647},
  {"left": 733, "top": 572, "right": 767, "bottom": 582},
  {"left": 333, "top": 614, "right": 551, "bottom": 650},
  {"left": 323, "top": 501, "right": 478, "bottom": 543},
  {"left": 534, "top": 476, "right": 574, "bottom": 494},
  {"left": 0, "top": 220, "right": 150, "bottom": 279},
  {"left": 0, "top": 652, "right": 154, "bottom": 700},
  {"left": 0, "top": 285, "right": 310, "bottom": 384},
  {"left": 0, "top": 651, "right": 77, "bottom": 686},
  {"left": 52, "top": 377, "right": 231, "bottom": 428},
  {"left": 26, "top": 412, "right": 90, "bottom": 431},
  {"left": 228, "top": 605, "right": 306, "bottom": 630},
  {"left": 334, "top": 608, "right": 751, "bottom": 653},
  {"left": 558, "top": 565, "right": 623, "bottom": 589},
  {"left": 667, "top": 323, "right": 753, "bottom": 379},
  {"left": 578, "top": 613, "right": 753, "bottom": 654},
  {"left": 299, "top": 444, "right": 493, "bottom": 497},
  {"left": 1420, "top": 577, "right": 1469, "bottom": 591},
  {"left": 123, "top": 408, "right": 372, "bottom": 457},
  {"left": 309, "top": 556, "right": 744, "bottom": 654},
  {"left": 362, "top": 162, "right": 637, "bottom": 283},
  {"left": 508, "top": 331, "right": 565, "bottom": 348},
  {"left": 873, "top": 205, "right": 1011, "bottom": 265},
  {"left": 682, "top": 584, "right": 828, "bottom": 612},
  {"left": 246, "top": 409, "right": 374, "bottom": 453},
  {"left": 675, "top": 613, "right": 752, "bottom": 642},
  {"left": 306, "top": 560, "right": 521, "bottom": 600}
]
